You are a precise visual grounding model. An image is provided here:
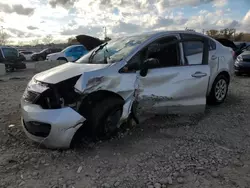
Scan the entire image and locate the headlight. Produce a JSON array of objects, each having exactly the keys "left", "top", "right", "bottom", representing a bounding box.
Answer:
[
  {"left": 237, "top": 55, "right": 243, "bottom": 62},
  {"left": 26, "top": 77, "right": 49, "bottom": 94}
]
